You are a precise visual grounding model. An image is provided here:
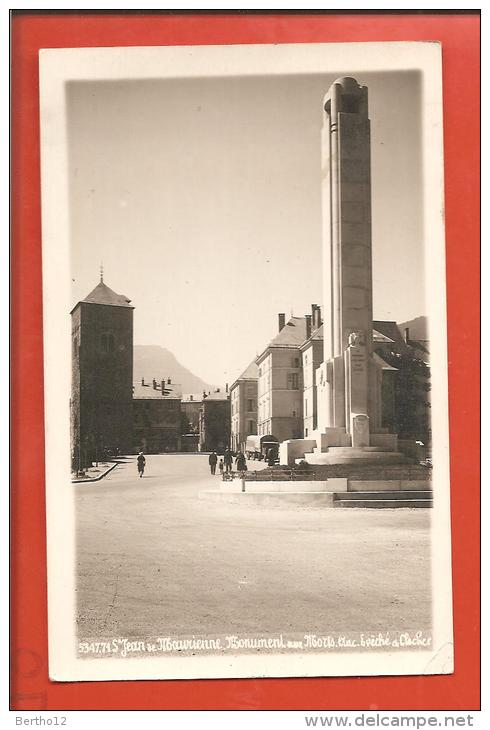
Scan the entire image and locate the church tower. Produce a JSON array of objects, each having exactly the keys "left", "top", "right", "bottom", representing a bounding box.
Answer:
[{"left": 71, "top": 273, "right": 134, "bottom": 470}]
